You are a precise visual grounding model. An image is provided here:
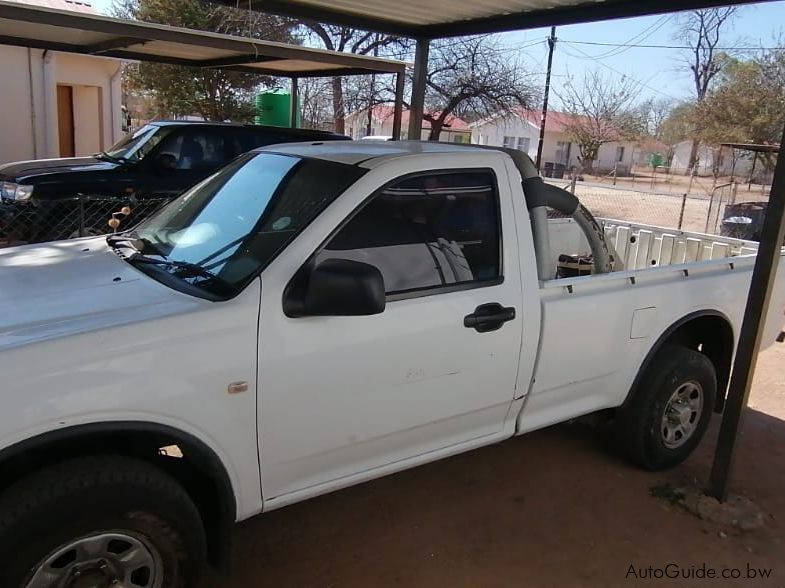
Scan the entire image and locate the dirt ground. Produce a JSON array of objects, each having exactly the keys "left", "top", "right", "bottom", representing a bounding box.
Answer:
[{"left": 209, "top": 342, "right": 785, "bottom": 588}]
